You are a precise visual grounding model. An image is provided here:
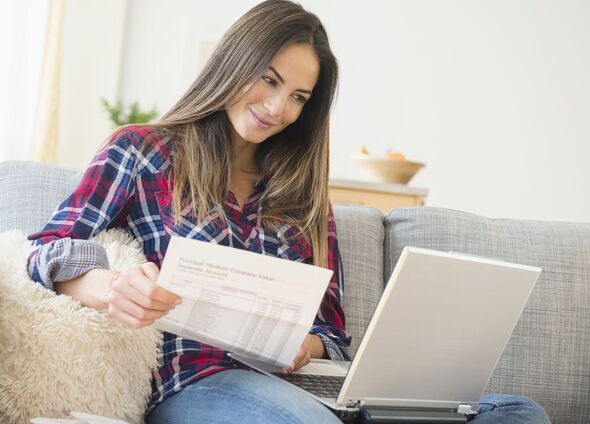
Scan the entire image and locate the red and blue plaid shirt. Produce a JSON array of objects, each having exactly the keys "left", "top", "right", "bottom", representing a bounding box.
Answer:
[{"left": 27, "top": 125, "right": 351, "bottom": 414}]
